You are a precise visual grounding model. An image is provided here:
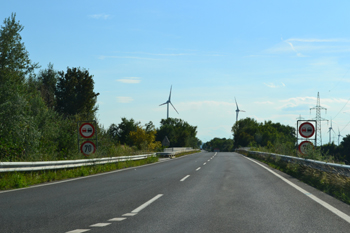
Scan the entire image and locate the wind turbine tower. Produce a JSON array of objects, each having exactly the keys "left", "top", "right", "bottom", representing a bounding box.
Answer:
[
  {"left": 310, "top": 92, "right": 328, "bottom": 146},
  {"left": 159, "top": 85, "right": 179, "bottom": 119},
  {"left": 235, "top": 97, "right": 245, "bottom": 122},
  {"left": 338, "top": 128, "right": 344, "bottom": 146},
  {"left": 328, "top": 119, "right": 336, "bottom": 144}
]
